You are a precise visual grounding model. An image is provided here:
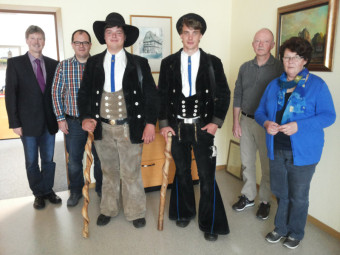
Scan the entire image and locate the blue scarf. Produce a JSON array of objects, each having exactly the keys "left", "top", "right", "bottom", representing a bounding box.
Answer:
[{"left": 277, "top": 68, "right": 309, "bottom": 124}]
